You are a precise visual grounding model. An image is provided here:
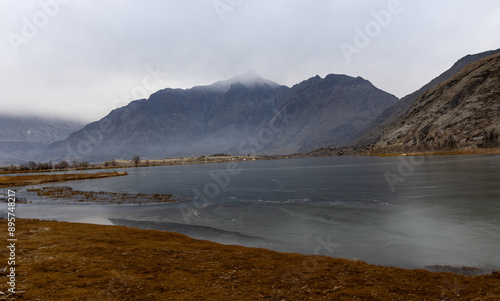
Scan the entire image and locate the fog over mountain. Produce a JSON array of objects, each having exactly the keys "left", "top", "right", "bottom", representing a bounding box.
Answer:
[
  {"left": 3, "top": 48, "right": 499, "bottom": 165},
  {"left": 38, "top": 72, "right": 397, "bottom": 162},
  {"left": 208, "top": 71, "right": 281, "bottom": 92},
  {"left": 0, "top": 115, "right": 84, "bottom": 165},
  {"left": 3, "top": 1, "right": 500, "bottom": 122}
]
